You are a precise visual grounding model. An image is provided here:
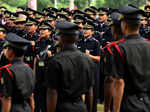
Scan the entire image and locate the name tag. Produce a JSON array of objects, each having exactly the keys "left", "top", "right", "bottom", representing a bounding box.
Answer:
[
  {"left": 38, "top": 61, "right": 45, "bottom": 67},
  {"left": 26, "top": 57, "right": 30, "bottom": 61}
]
